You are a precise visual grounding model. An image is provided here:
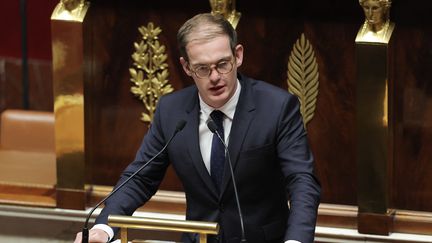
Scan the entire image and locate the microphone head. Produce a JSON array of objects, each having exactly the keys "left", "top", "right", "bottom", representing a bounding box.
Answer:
[
  {"left": 206, "top": 119, "right": 218, "bottom": 134},
  {"left": 175, "top": 120, "right": 187, "bottom": 132}
]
